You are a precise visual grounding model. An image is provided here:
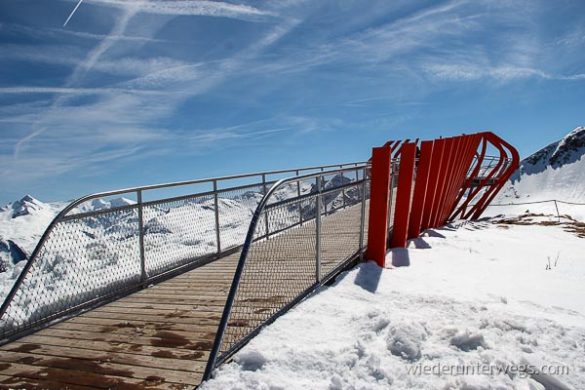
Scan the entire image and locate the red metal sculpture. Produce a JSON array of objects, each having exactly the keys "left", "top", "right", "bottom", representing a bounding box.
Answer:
[{"left": 366, "top": 131, "right": 519, "bottom": 267}]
